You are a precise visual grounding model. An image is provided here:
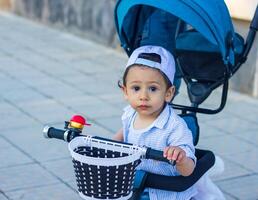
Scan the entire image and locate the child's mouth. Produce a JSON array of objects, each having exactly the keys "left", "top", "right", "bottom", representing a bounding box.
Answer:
[{"left": 138, "top": 105, "right": 149, "bottom": 110}]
